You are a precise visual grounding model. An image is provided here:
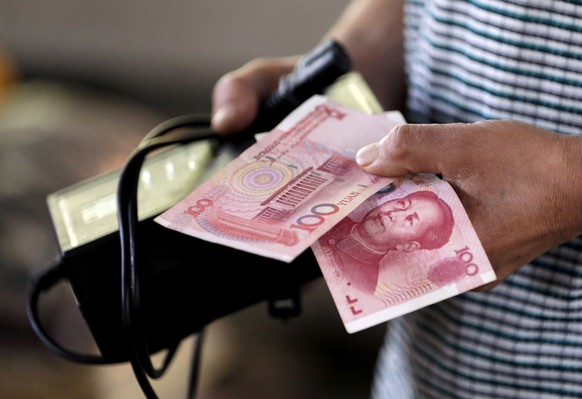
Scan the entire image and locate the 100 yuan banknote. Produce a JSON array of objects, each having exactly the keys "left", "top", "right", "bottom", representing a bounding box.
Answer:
[
  {"left": 155, "top": 95, "right": 401, "bottom": 262},
  {"left": 311, "top": 174, "right": 496, "bottom": 333}
]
